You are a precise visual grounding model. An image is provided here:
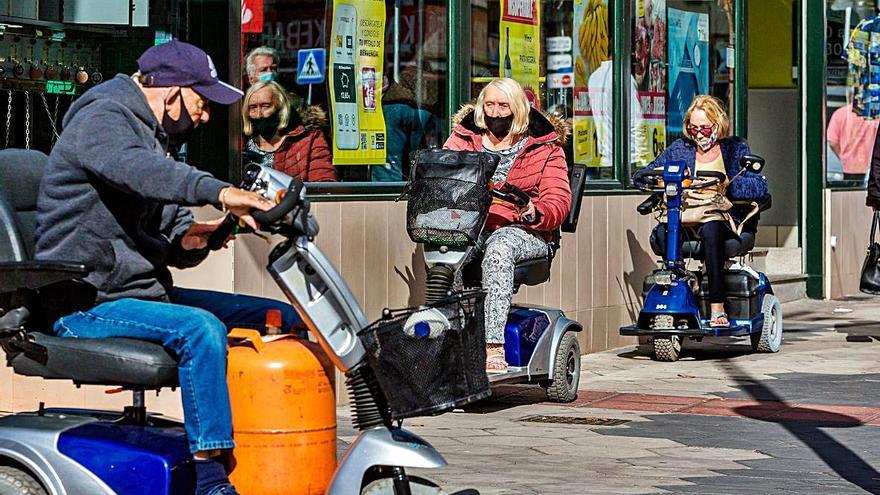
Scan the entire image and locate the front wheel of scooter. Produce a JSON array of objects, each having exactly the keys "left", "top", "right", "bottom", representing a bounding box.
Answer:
[
  {"left": 0, "top": 466, "right": 47, "bottom": 495},
  {"left": 544, "top": 331, "right": 580, "bottom": 402},
  {"left": 652, "top": 335, "right": 682, "bottom": 362},
  {"left": 361, "top": 476, "right": 447, "bottom": 494}
]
